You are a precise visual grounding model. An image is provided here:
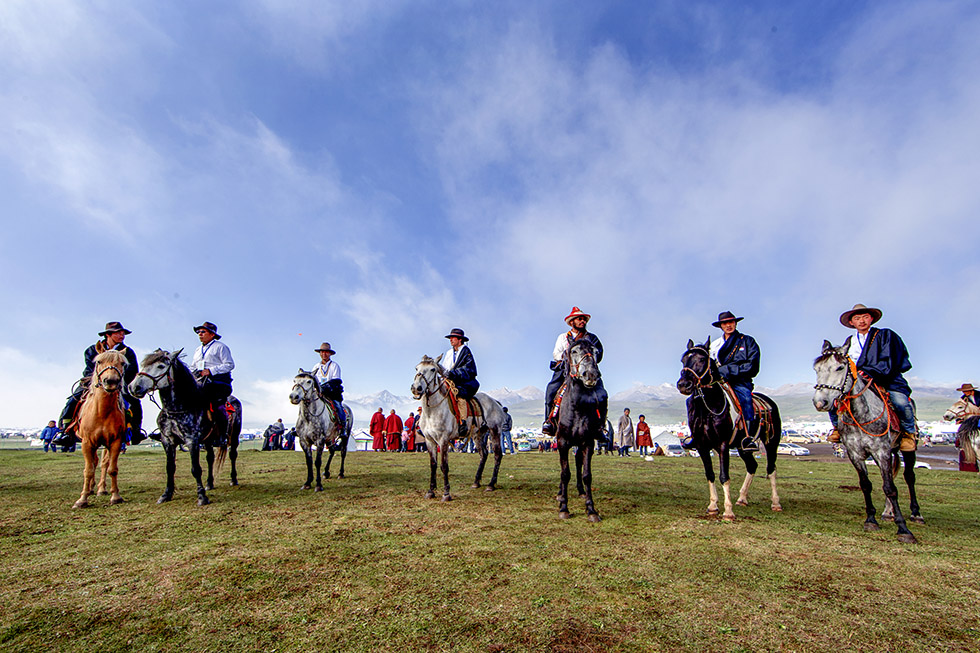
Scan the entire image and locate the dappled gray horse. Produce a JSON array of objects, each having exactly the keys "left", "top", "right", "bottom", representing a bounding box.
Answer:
[
  {"left": 813, "top": 340, "right": 920, "bottom": 543},
  {"left": 130, "top": 349, "right": 243, "bottom": 506},
  {"left": 411, "top": 354, "right": 506, "bottom": 501},
  {"left": 289, "top": 370, "right": 353, "bottom": 490}
]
